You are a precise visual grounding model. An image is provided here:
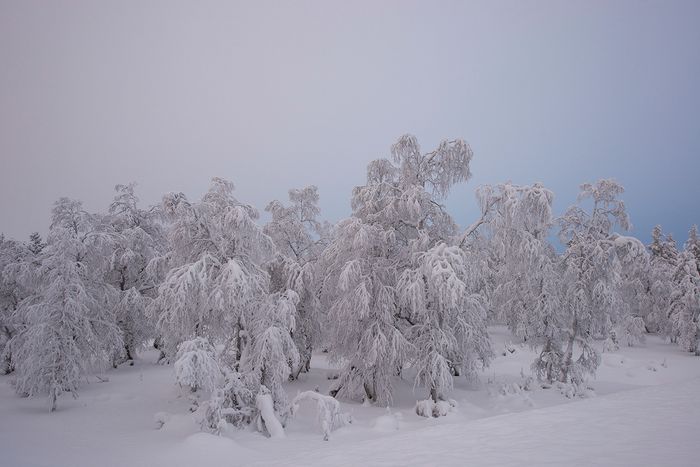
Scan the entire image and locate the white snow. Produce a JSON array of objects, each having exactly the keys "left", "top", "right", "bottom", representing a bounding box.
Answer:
[
  {"left": 255, "top": 379, "right": 700, "bottom": 467},
  {"left": 255, "top": 389, "right": 285, "bottom": 439},
  {"left": 1, "top": 330, "right": 699, "bottom": 467}
]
